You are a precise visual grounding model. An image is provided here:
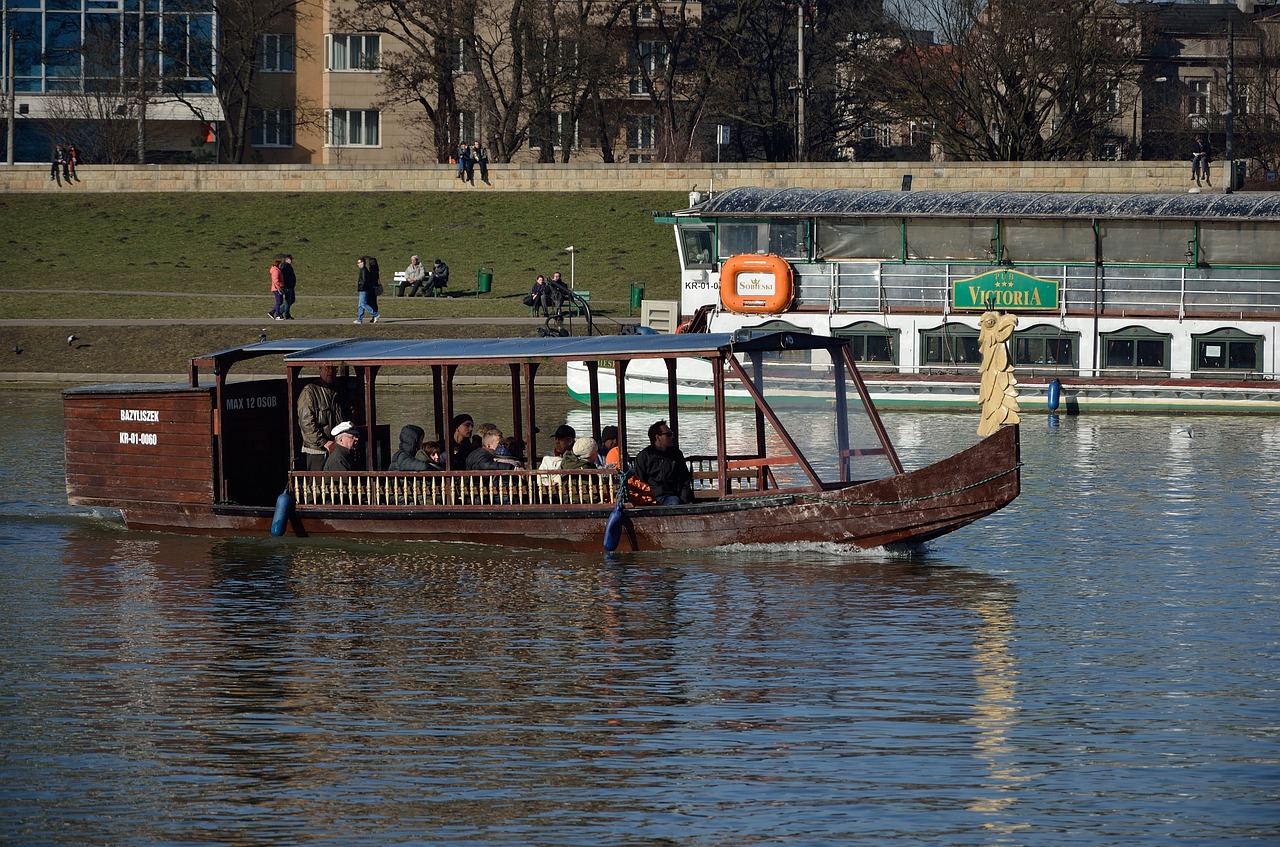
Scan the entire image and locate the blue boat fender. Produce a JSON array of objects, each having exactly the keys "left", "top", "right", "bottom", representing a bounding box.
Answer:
[
  {"left": 270, "top": 488, "right": 293, "bottom": 537},
  {"left": 1047, "top": 378, "right": 1062, "bottom": 412},
  {"left": 604, "top": 500, "right": 625, "bottom": 552}
]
